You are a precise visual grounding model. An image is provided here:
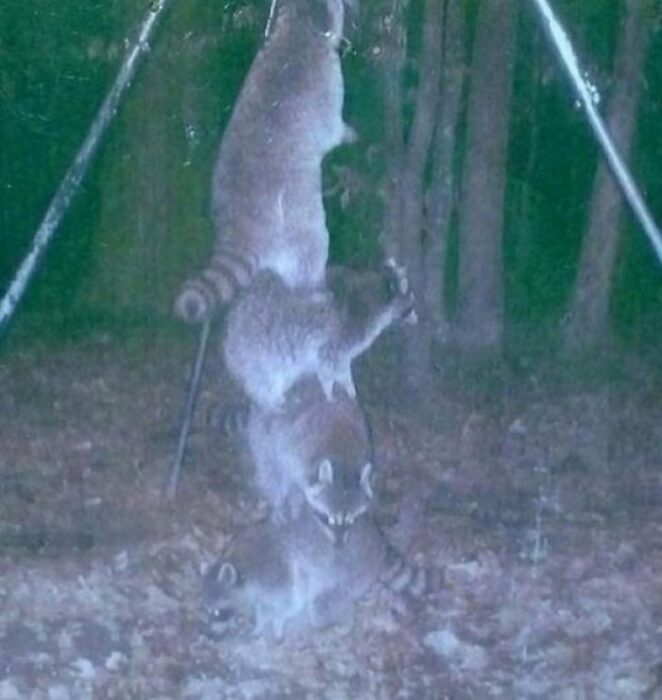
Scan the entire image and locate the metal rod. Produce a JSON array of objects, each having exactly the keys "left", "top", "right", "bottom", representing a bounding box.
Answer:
[
  {"left": 167, "top": 316, "right": 212, "bottom": 500},
  {"left": 530, "top": 0, "right": 662, "bottom": 265},
  {"left": 0, "top": 0, "right": 175, "bottom": 336},
  {"left": 265, "top": 0, "right": 279, "bottom": 38}
]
